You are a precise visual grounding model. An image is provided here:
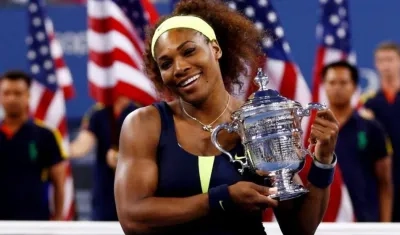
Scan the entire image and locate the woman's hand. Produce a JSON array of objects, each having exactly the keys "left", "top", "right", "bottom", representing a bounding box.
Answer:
[
  {"left": 228, "top": 181, "right": 278, "bottom": 212},
  {"left": 309, "top": 109, "right": 339, "bottom": 164}
]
